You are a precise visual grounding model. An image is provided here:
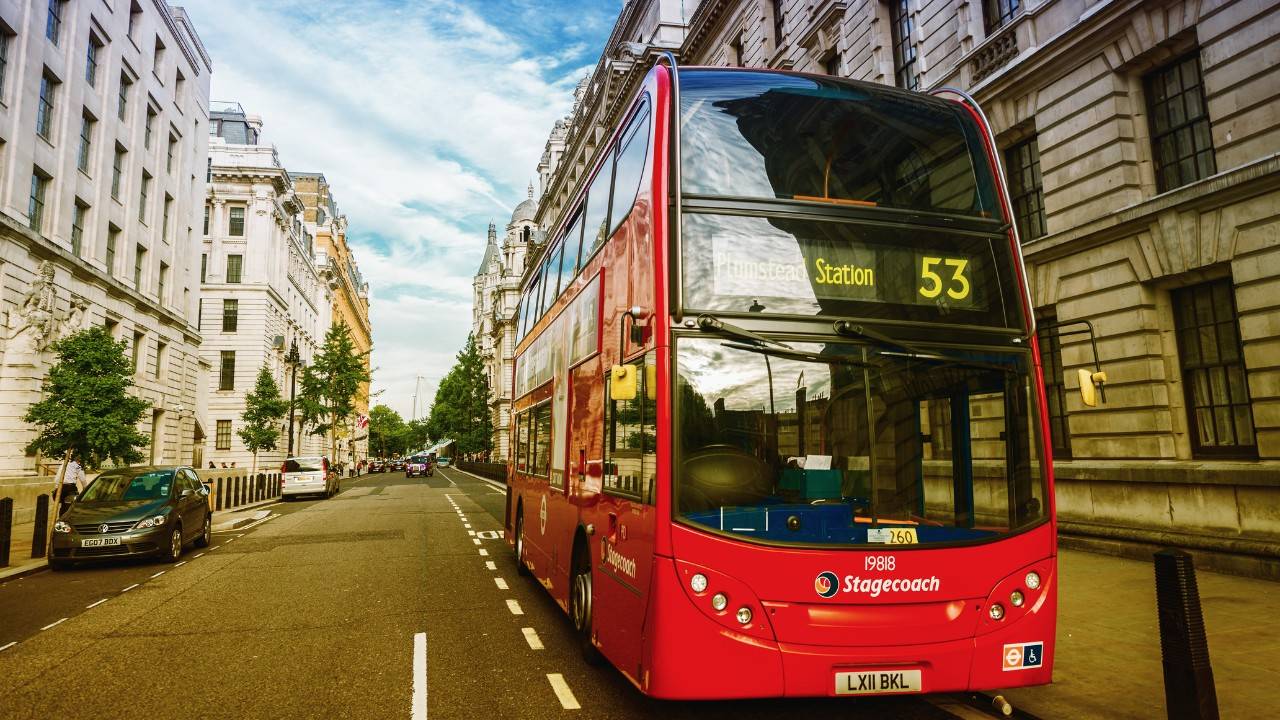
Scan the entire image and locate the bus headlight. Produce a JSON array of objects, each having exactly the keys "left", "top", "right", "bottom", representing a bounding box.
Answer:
[
  {"left": 736, "top": 607, "right": 752, "bottom": 625},
  {"left": 989, "top": 603, "right": 1005, "bottom": 621},
  {"left": 690, "top": 573, "right": 708, "bottom": 594},
  {"left": 711, "top": 593, "right": 728, "bottom": 612},
  {"left": 1025, "top": 571, "right": 1041, "bottom": 590},
  {"left": 1010, "top": 590, "right": 1025, "bottom": 607}
]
